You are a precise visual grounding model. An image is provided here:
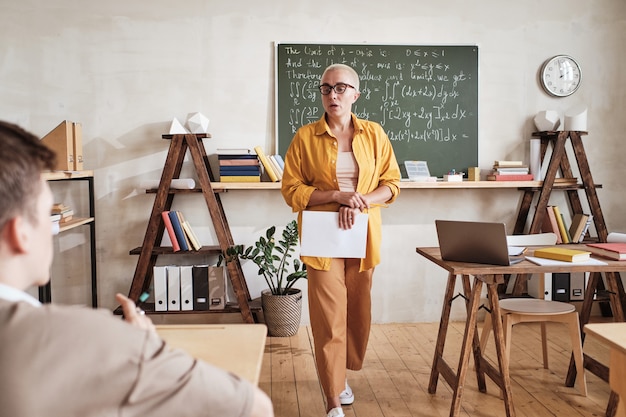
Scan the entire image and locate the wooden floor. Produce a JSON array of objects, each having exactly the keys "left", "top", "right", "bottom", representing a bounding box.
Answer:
[{"left": 259, "top": 322, "right": 613, "bottom": 417}]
